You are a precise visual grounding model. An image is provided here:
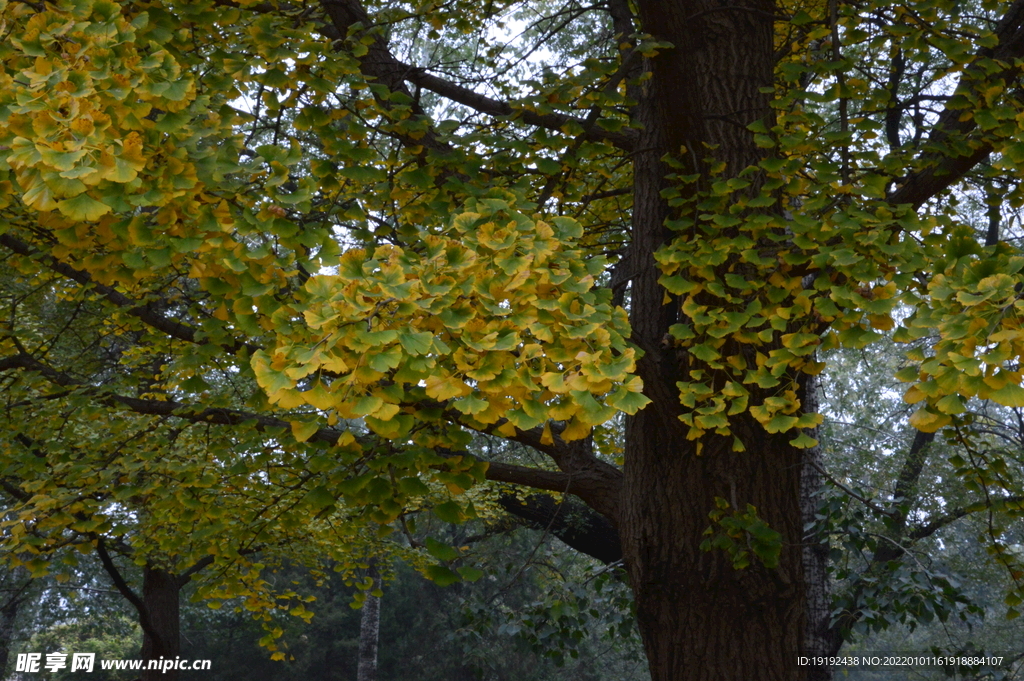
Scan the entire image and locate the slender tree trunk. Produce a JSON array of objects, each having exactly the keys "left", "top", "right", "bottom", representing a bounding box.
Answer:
[
  {"left": 620, "top": 1, "right": 817, "bottom": 679},
  {"left": 800, "top": 377, "right": 836, "bottom": 680},
  {"left": 140, "top": 567, "right": 181, "bottom": 681},
  {"left": 356, "top": 564, "right": 380, "bottom": 681}
]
